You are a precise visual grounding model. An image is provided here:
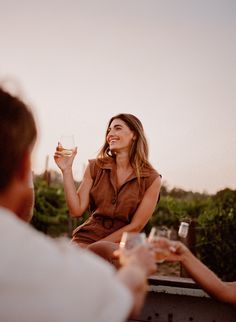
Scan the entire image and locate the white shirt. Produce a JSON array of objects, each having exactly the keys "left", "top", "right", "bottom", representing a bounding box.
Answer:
[{"left": 0, "top": 207, "right": 132, "bottom": 322}]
